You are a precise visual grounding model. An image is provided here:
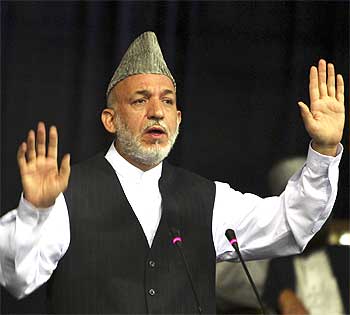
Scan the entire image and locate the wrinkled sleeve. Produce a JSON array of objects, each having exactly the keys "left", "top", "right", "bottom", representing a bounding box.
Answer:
[
  {"left": 213, "top": 143, "right": 343, "bottom": 261},
  {"left": 0, "top": 193, "right": 70, "bottom": 298}
]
